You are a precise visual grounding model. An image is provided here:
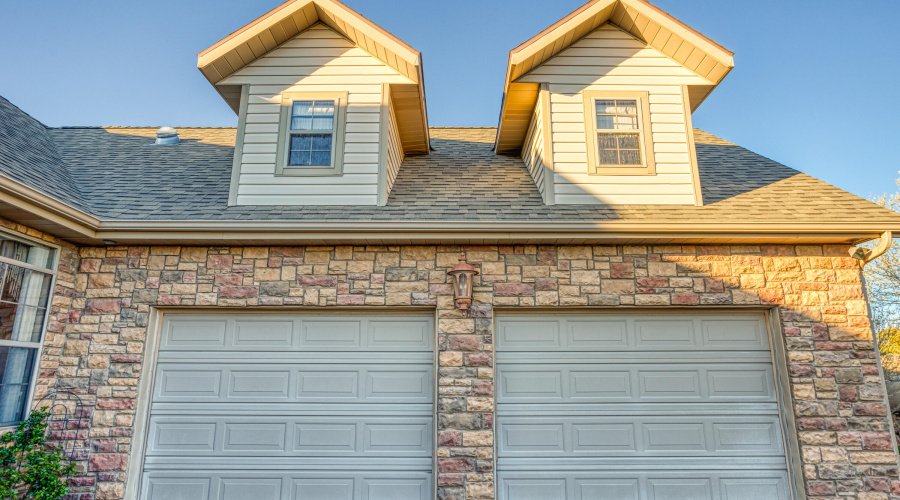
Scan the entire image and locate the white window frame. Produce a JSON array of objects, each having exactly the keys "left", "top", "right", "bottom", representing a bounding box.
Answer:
[
  {"left": 275, "top": 91, "right": 348, "bottom": 176},
  {"left": 0, "top": 229, "right": 58, "bottom": 428},
  {"left": 582, "top": 90, "right": 656, "bottom": 175}
]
